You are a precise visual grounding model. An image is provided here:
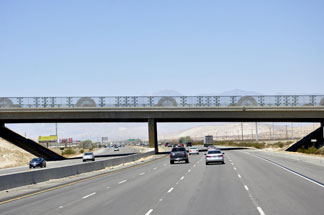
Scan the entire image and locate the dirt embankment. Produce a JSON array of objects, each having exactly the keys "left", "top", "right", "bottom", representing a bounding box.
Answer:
[{"left": 0, "top": 138, "right": 34, "bottom": 169}]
